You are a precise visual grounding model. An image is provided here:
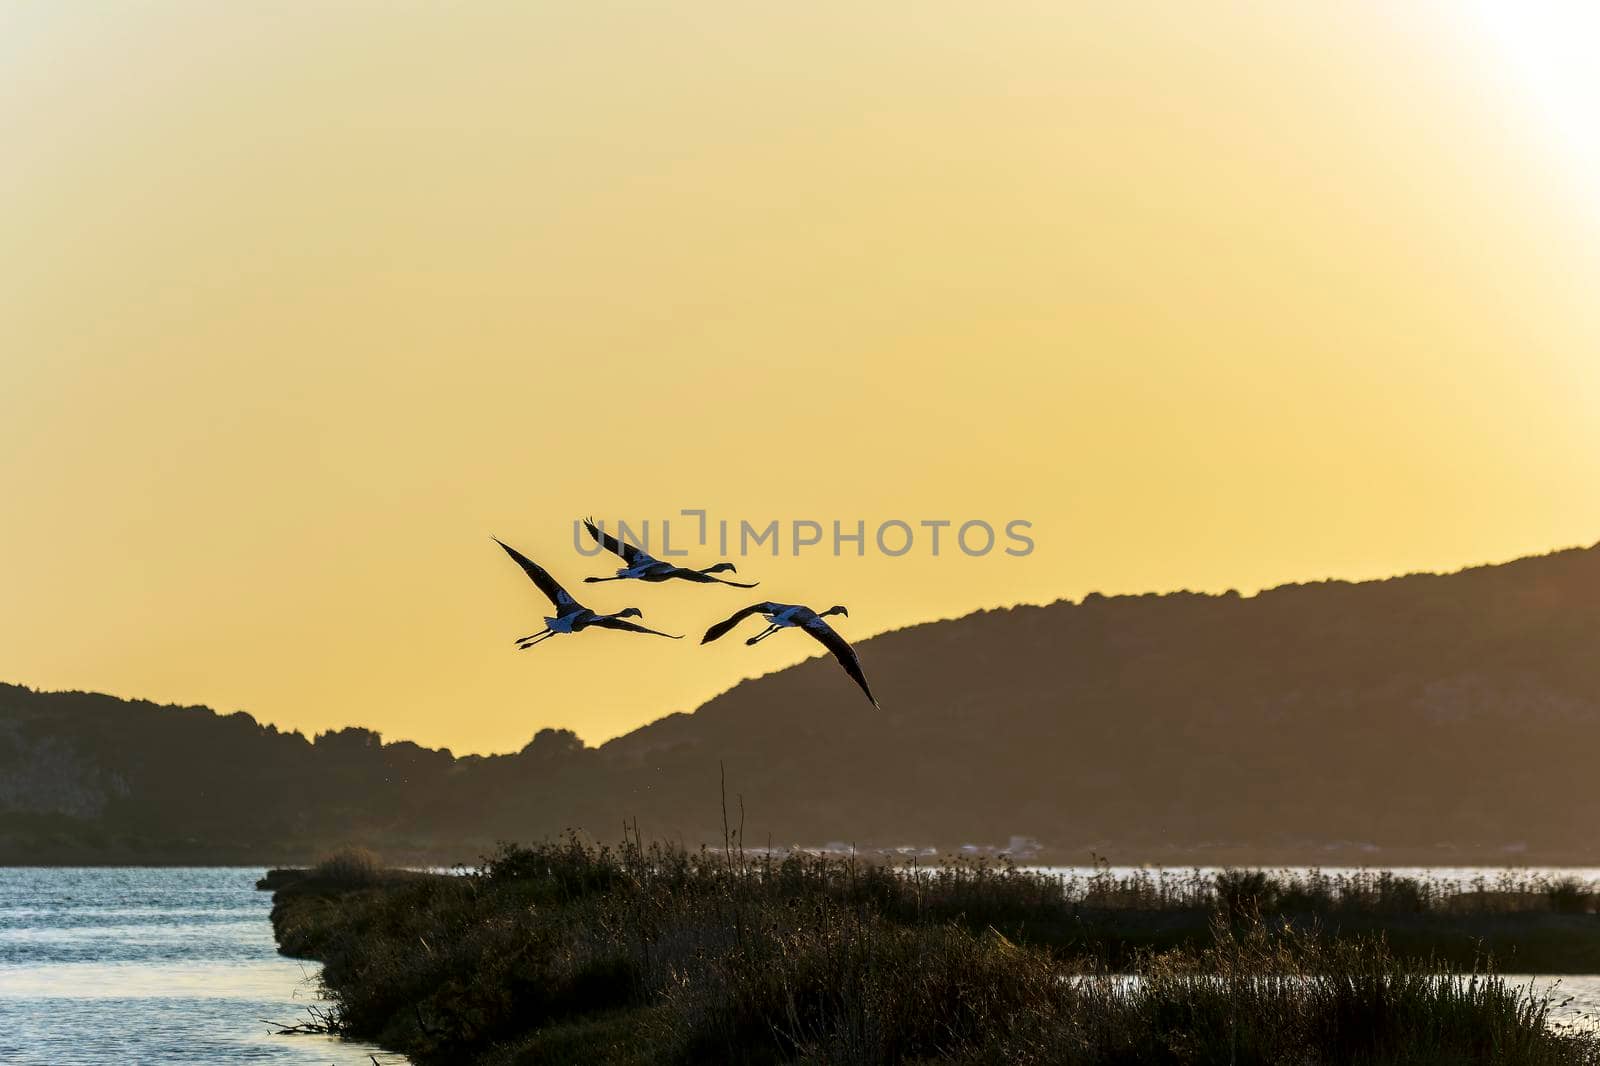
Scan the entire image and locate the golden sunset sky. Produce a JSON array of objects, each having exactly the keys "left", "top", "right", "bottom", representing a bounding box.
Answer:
[{"left": 3, "top": 2, "right": 1598, "bottom": 754}]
